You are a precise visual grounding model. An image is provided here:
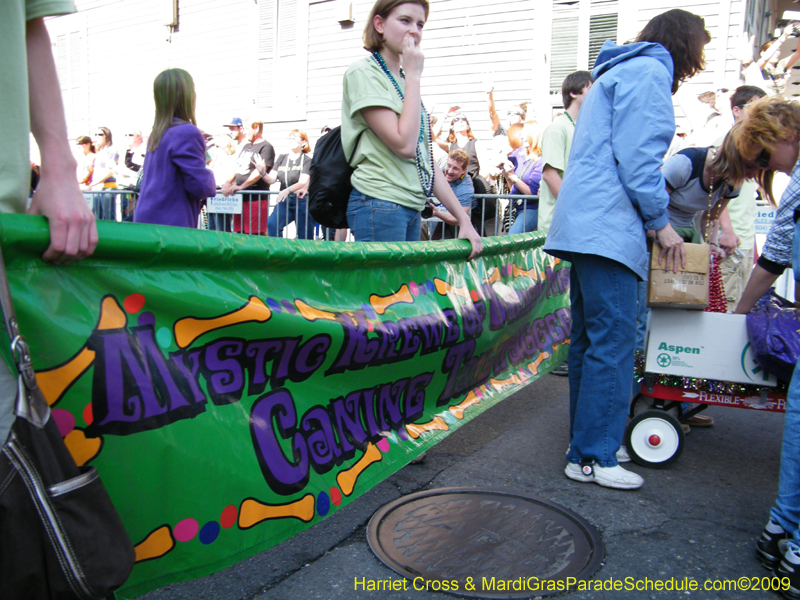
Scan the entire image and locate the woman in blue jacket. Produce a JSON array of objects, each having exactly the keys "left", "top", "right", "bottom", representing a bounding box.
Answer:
[{"left": 544, "top": 10, "right": 710, "bottom": 490}]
